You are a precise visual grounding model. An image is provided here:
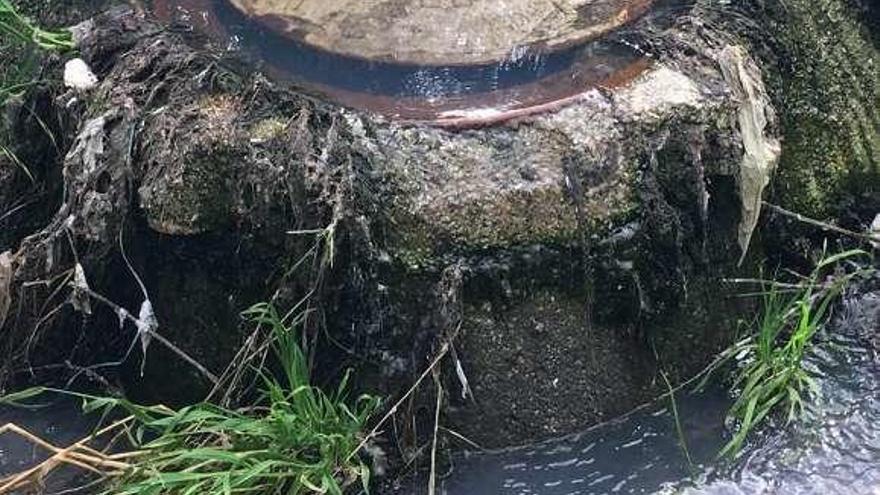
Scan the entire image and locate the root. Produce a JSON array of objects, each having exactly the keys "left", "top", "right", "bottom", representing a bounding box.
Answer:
[
  {"left": 763, "top": 201, "right": 880, "bottom": 245},
  {"left": 428, "top": 370, "right": 443, "bottom": 495}
]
